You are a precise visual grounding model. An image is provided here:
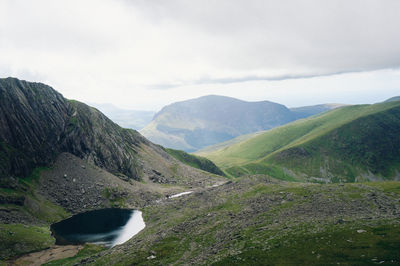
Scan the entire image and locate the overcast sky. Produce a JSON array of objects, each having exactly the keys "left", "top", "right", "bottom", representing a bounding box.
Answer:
[{"left": 1, "top": 0, "right": 399, "bottom": 110}]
